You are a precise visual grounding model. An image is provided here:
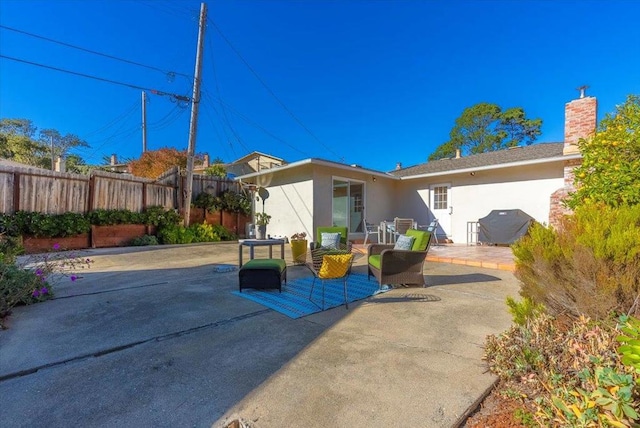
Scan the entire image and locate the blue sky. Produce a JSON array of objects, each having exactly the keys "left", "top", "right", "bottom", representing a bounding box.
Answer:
[{"left": 1, "top": 0, "right": 639, "bottom": 172}]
